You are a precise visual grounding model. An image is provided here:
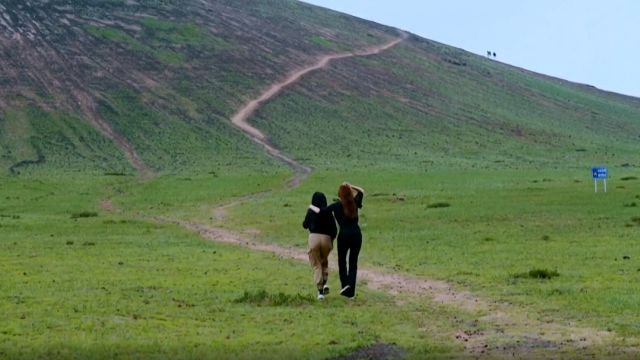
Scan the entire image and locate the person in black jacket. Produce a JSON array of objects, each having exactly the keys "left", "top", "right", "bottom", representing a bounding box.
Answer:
[
  {"left": 310, "top": 183, "right": 364, "bottom": 299},
  {"left": 303, "top": 192, "right": 337, "bottom": 300}
]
